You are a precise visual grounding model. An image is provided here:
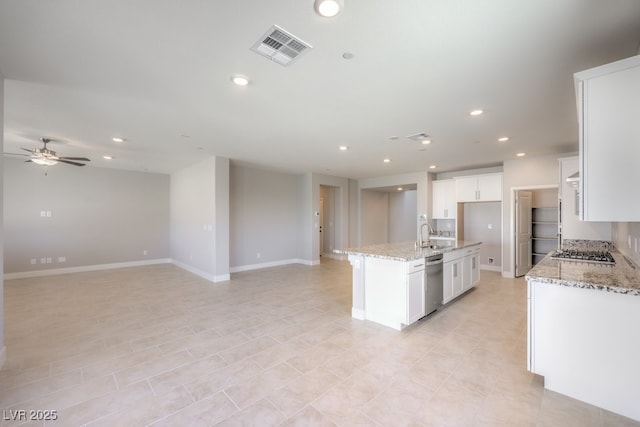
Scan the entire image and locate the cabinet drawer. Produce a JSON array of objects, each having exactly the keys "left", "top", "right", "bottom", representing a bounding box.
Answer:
[
  {"left": 443, "top": 249, "right": 464, "bottom": 263},
  {"left": 406, "top": 259, "right": 426, "bottom": 274}
]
